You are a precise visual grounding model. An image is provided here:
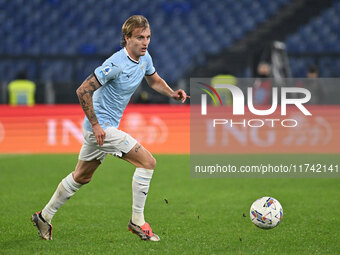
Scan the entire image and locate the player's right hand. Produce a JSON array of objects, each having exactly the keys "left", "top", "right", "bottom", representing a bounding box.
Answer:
[{"left": 92, "top": 123, "right": 106, "bottom": 146}]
